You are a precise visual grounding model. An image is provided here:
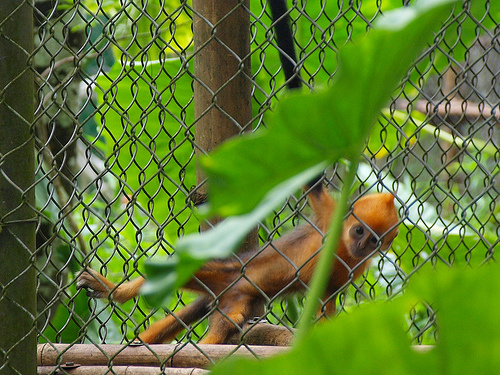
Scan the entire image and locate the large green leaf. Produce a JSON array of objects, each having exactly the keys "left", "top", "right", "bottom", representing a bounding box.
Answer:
[
  {"left": 409, "top": 265, "right": 500, "bottom": 374},
  {"left": 203, "top": 0, "right": 460, "bottom": 217},
  {"left": 212, "top": 301, "right": 416, "bottom": 375},
  {"left": 210, "top": 264, "right": 500, "bottom": 375}
]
